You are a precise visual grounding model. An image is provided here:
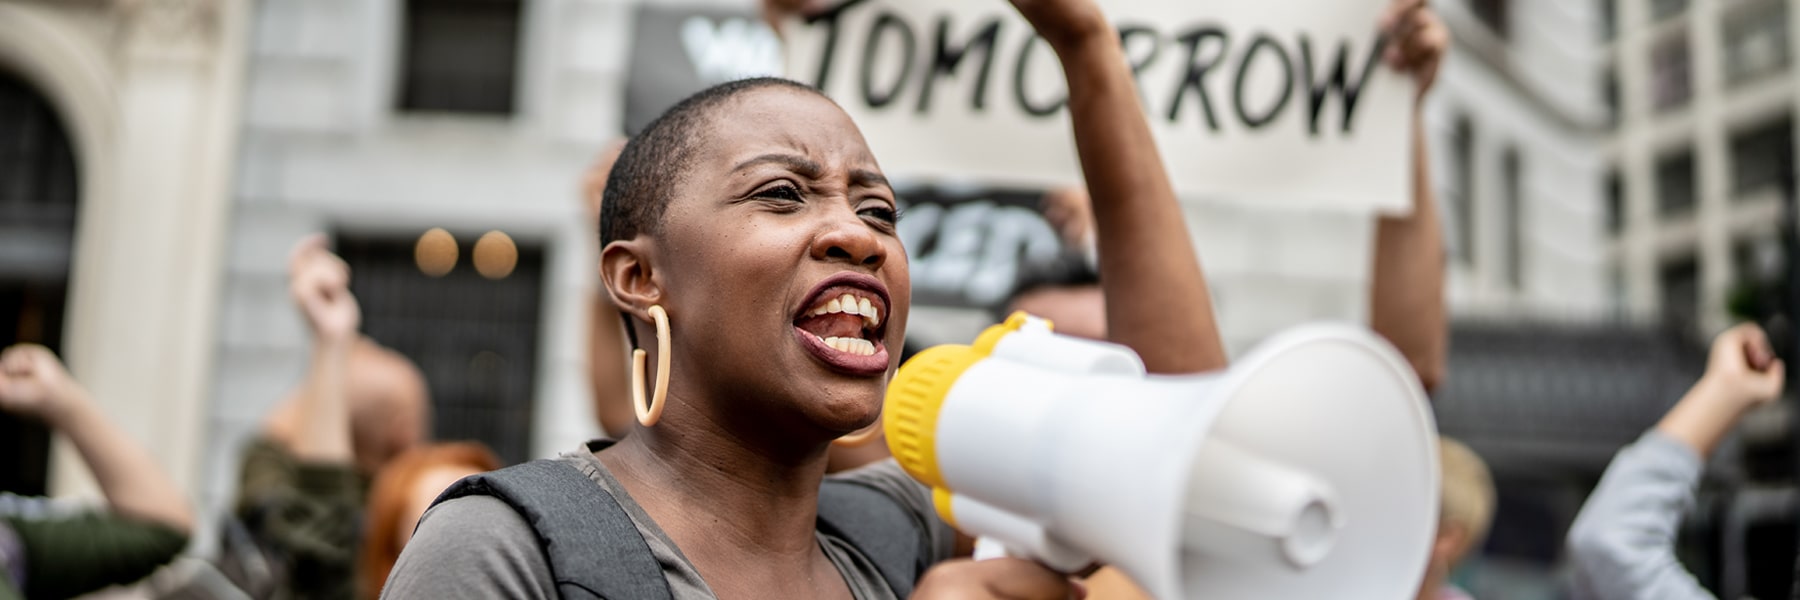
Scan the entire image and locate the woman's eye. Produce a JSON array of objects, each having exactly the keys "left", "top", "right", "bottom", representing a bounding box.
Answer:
[
  {"left": 860, "top": 205, "right": 899, "bottom": 225},
  {"left": 755, "top": 185, "right": 803, "bottom": 202}
]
